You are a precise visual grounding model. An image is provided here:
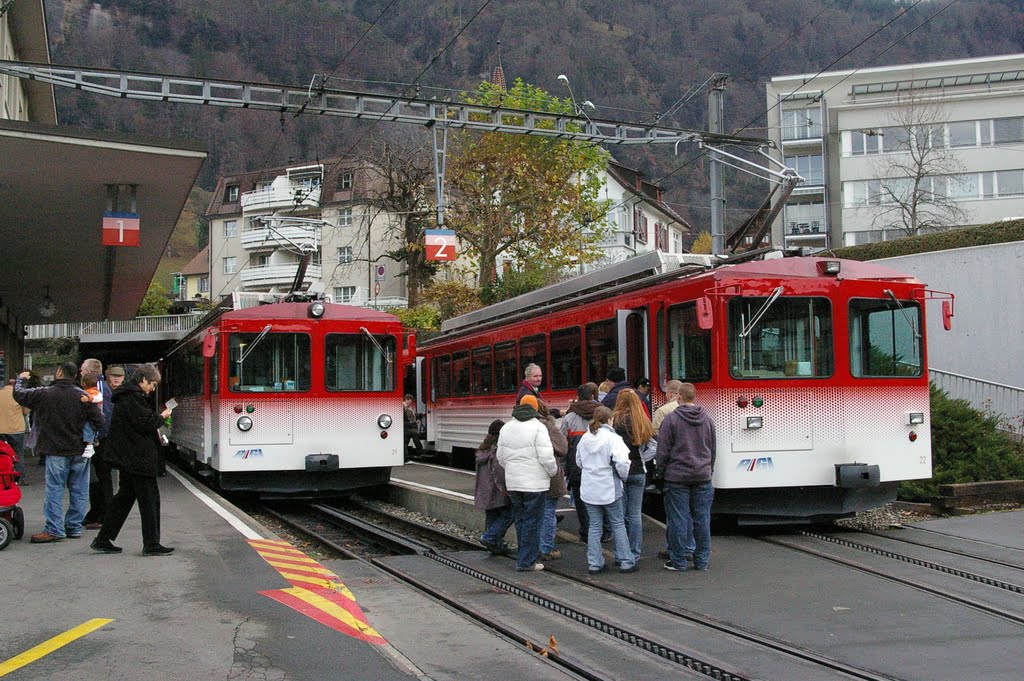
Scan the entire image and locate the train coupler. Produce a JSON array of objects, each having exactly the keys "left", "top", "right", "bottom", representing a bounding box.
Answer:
[{"left": 835, "top": 463, "right": 880, "bottom": 488}]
